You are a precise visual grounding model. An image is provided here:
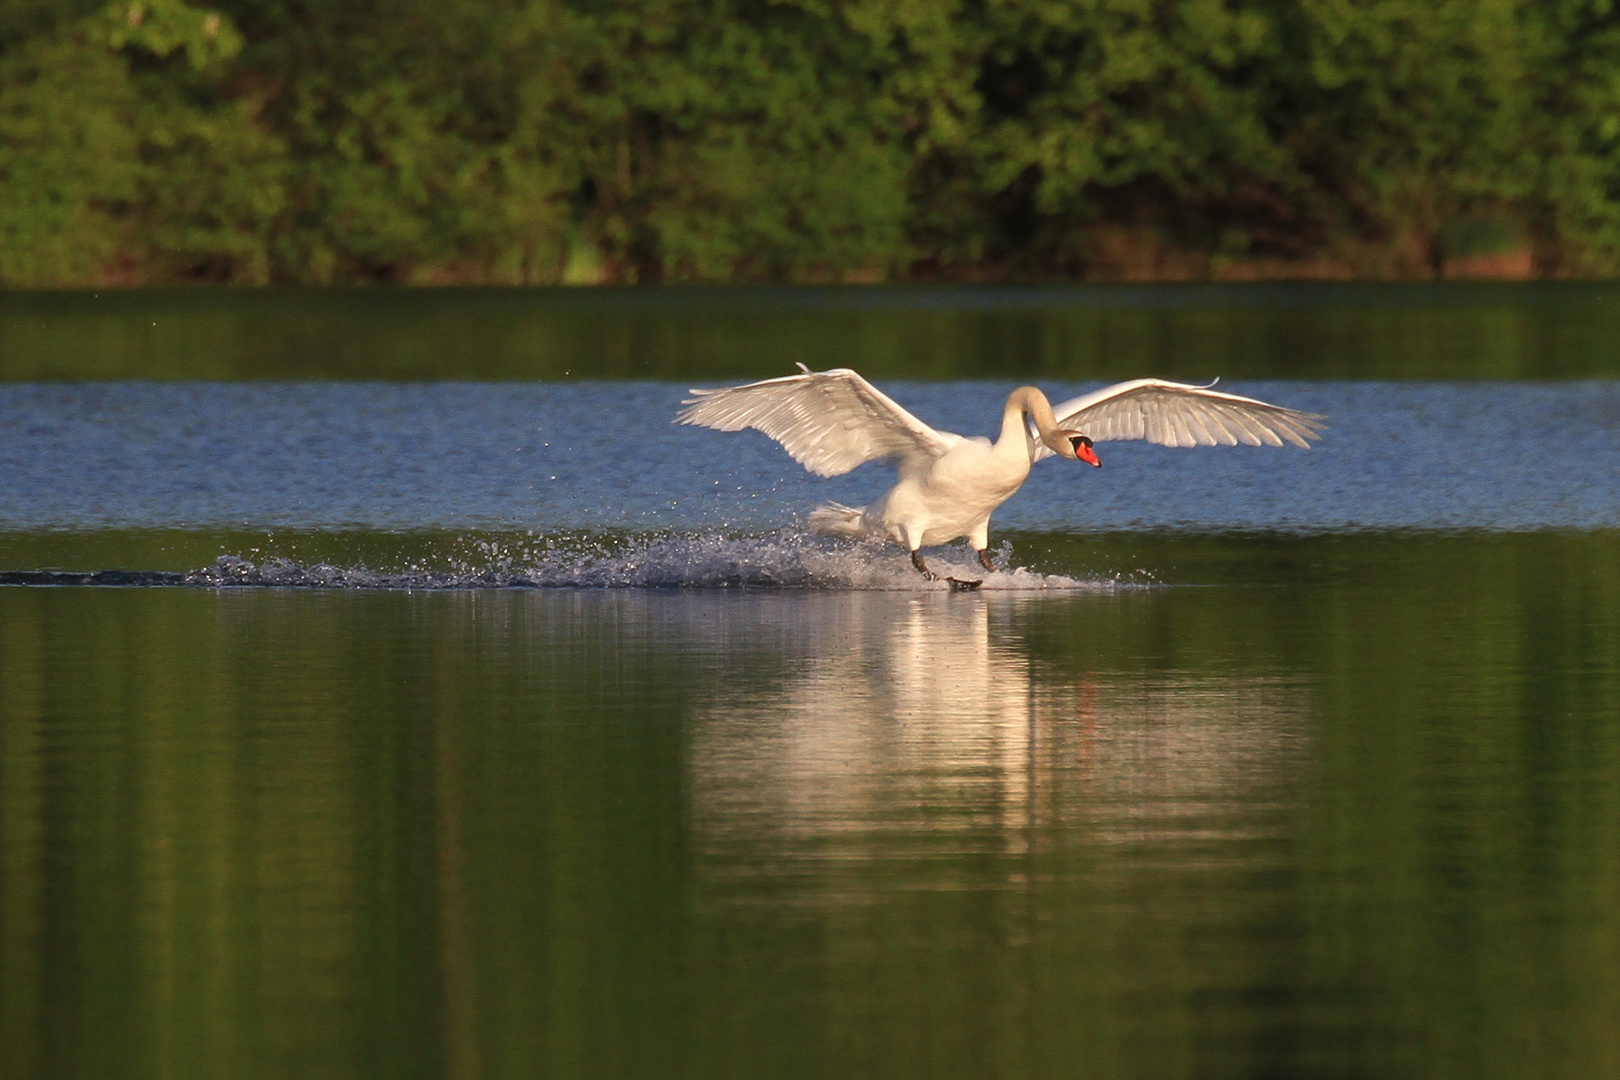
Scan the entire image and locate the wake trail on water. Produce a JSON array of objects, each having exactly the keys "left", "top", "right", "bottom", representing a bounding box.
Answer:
[{"left": 0, "top": 531, "right": 1119, "bottom": 591}]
